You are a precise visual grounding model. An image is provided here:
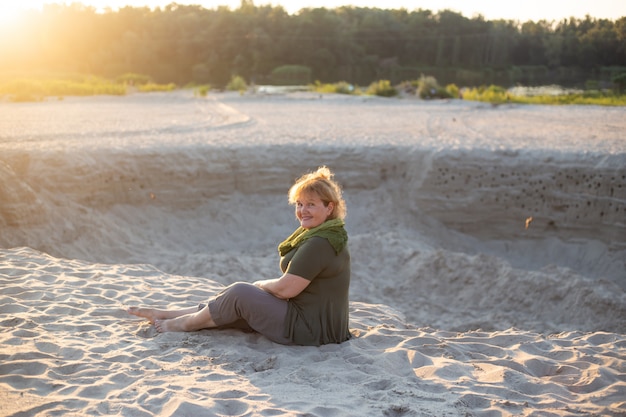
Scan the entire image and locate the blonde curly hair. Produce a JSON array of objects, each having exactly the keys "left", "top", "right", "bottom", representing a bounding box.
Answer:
[{"left": 288, "top": 166, "right": 347, "bottom": 220}]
